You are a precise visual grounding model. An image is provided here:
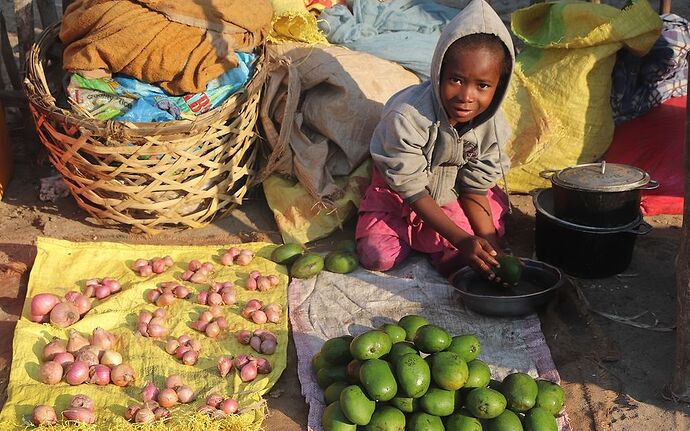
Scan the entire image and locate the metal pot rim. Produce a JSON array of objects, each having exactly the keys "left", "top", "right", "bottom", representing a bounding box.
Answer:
[
  {"left": 533, "top": 188, "right": 646, "bottom": 233},
  {"left": 550, "top": 162, "right": 651, "bottom": 192}
]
